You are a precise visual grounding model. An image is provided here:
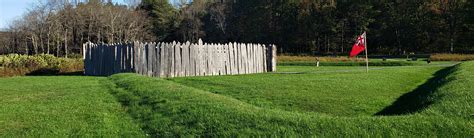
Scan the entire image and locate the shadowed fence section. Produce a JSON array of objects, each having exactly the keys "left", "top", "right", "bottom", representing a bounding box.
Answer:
[{"left": 82, "top": 40, "right": 277, "bottom": 77}]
